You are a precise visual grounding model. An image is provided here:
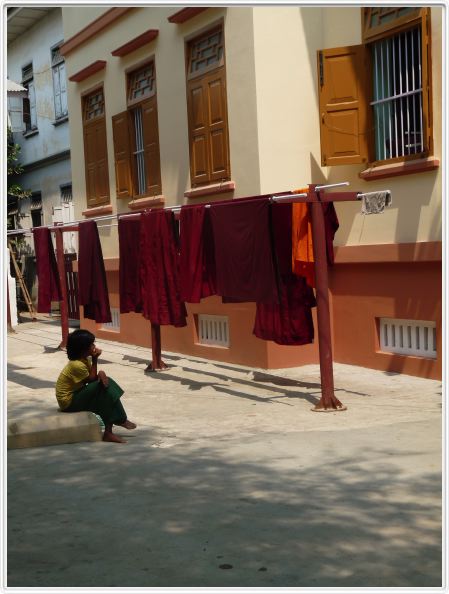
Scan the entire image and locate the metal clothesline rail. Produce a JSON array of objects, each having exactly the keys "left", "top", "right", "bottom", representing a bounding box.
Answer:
[
  {"left": 6, "top": 180, "right": 392, "bottom": 412},
  {"left": 6, "top": 182, "right": 390, "bottom": 237}
]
